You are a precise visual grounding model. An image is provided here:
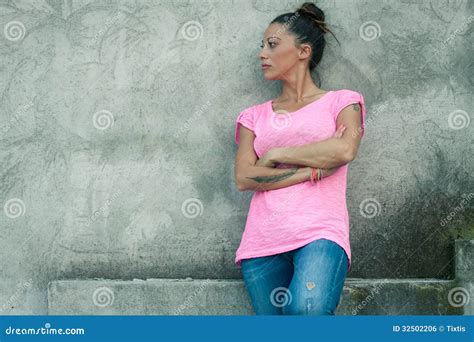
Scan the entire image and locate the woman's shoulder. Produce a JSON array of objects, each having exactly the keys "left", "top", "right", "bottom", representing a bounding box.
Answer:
[
  {"left": 240, "top": 99, "right": 271, "bottom": 117},
  {"left": 240, "top": 89, "right": 364, "bottom": 114},
  {"left": 331, "top": 88, "right": 364, "bottom": 99}
]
